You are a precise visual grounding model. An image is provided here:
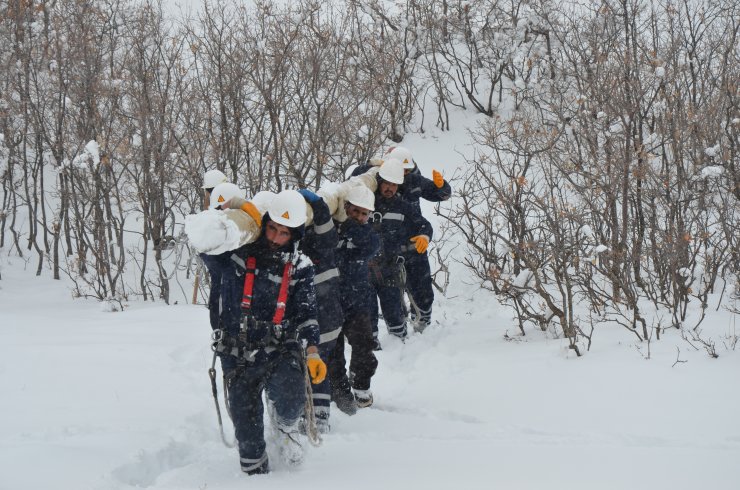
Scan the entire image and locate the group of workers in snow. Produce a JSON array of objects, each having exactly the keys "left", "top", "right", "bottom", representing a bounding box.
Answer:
[{"left": 188, "top": 147, "right": 451, "bottom": 475}]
